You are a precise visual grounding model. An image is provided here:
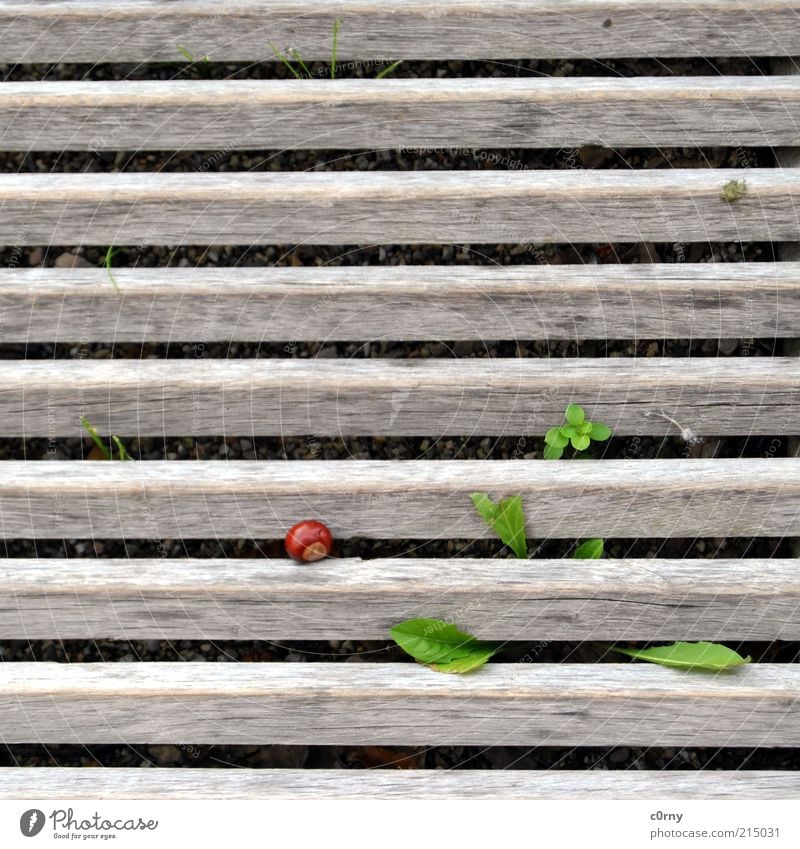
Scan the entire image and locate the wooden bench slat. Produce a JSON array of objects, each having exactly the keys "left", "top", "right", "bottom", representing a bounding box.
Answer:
[
  {"left": 0, "top": 459, "right": 798, "bottom": 539},
  {"left": 2, "top": 263, "right": 798, "bottom": 343},
  {"left": 2, "top": 1, "right": 800, "bottom": 62},
  {"left": 5, "top": 77, "right": 800, "bottom": 150},
  {"left": 0, "top": 663, "right": 797, "bottom": 746},
  {"left": 7, "top": 357, "right": 800, "bottom": 437},
  {"left": 1, "top": 170, "right": 797, "bottom": 246},
  {"left": 1, "top": 767, "right": 798, "bottom": 800},
  {"left": 1, "top": 557, "right": 797, "bottom": 641}
]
